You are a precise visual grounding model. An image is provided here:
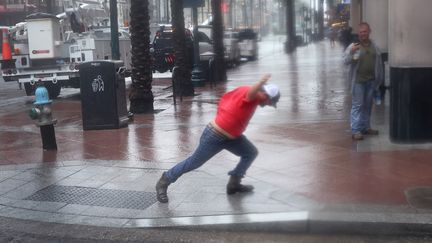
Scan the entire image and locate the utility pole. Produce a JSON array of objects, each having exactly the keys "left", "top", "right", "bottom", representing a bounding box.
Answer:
[
  {"left": 285, "top": 0, "right": 296, "bottom": 53},
  {"left": 232, "top": 0, "right": 236, "bottom": 29},
  {"left": 211, "top": 0, "right": 227, "bottom": 83},
  {"left": 46, "top": 0, "right": 54, "bottom": 14},
  {"left": 166, "top": 0, "right": 170, "bottom": 23},
  {"left": 317, "top": 0, "right": 324, "bottom": 40},
  {"left": 250, "top": 0, "right": 254, "bottom": 29},
  {"left": 258, "top": 0, "right": 262, "bottom": 35},
  {"left": 110, "top": 0, "right": 120, "bottom": 60},
  {"left": 242, "top": 0, "right": 248, "bottom": 28},
  {"left": 156, "top": 0, "right": 161, "bottom": 22}
]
